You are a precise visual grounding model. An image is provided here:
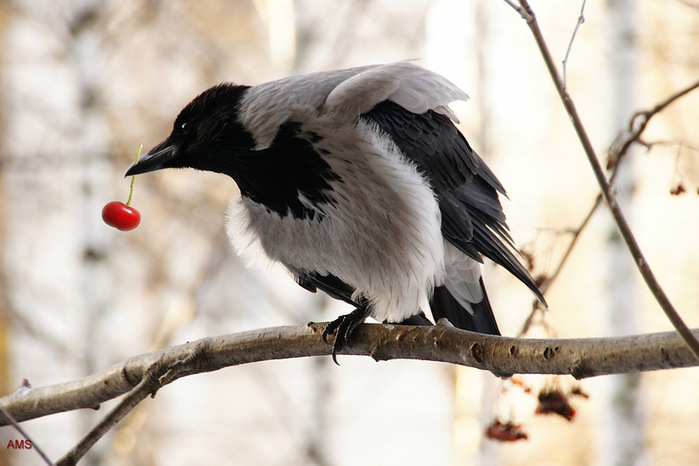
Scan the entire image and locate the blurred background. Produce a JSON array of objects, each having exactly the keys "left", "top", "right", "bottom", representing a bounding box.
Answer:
[{"left": 1, "top": 0, "right": 698, "bottom": 465}]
